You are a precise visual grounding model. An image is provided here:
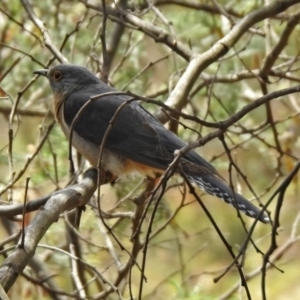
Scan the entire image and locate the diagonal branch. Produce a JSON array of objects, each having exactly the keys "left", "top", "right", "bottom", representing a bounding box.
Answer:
[{"left": 0, "top": 168, "right": 112, "bottom": 292}]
